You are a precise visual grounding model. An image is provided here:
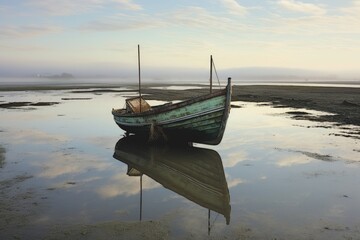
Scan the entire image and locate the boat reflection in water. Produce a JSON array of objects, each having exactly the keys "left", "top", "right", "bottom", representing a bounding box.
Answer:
[{"left": 113, "top": 136, "right": 231, "bottom": 229}]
